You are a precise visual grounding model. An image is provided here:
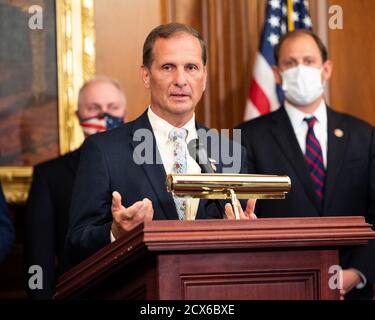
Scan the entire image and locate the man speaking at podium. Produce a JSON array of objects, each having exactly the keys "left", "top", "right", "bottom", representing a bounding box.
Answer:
[{"left": 65, "top": 23, "right": 256, "bottom": 270}]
